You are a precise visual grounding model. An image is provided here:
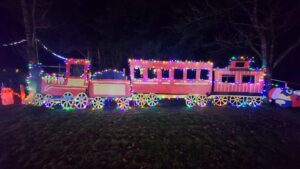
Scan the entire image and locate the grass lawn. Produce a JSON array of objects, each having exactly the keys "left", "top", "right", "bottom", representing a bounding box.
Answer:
[{"left": 0, "top": 103, "right": 299, "bottom": 169}]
